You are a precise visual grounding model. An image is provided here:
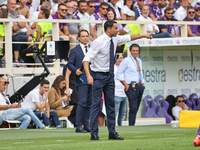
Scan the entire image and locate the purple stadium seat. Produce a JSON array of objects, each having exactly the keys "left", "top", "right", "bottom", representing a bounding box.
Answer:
[
  {"left": 142, "top": 95, "right": 151, "bottom": 118},
  {"left": 143, "top": 95, "right": 158, "bottom": 118},
  {"left": 155, "top": 95, "right": 173, "bottom": 123},
  {"left": 182, "top": 94, "right": 193, "bottom": 109},
  {"left": 190, "top": 93, "right": 200, "bottom": 110}
]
